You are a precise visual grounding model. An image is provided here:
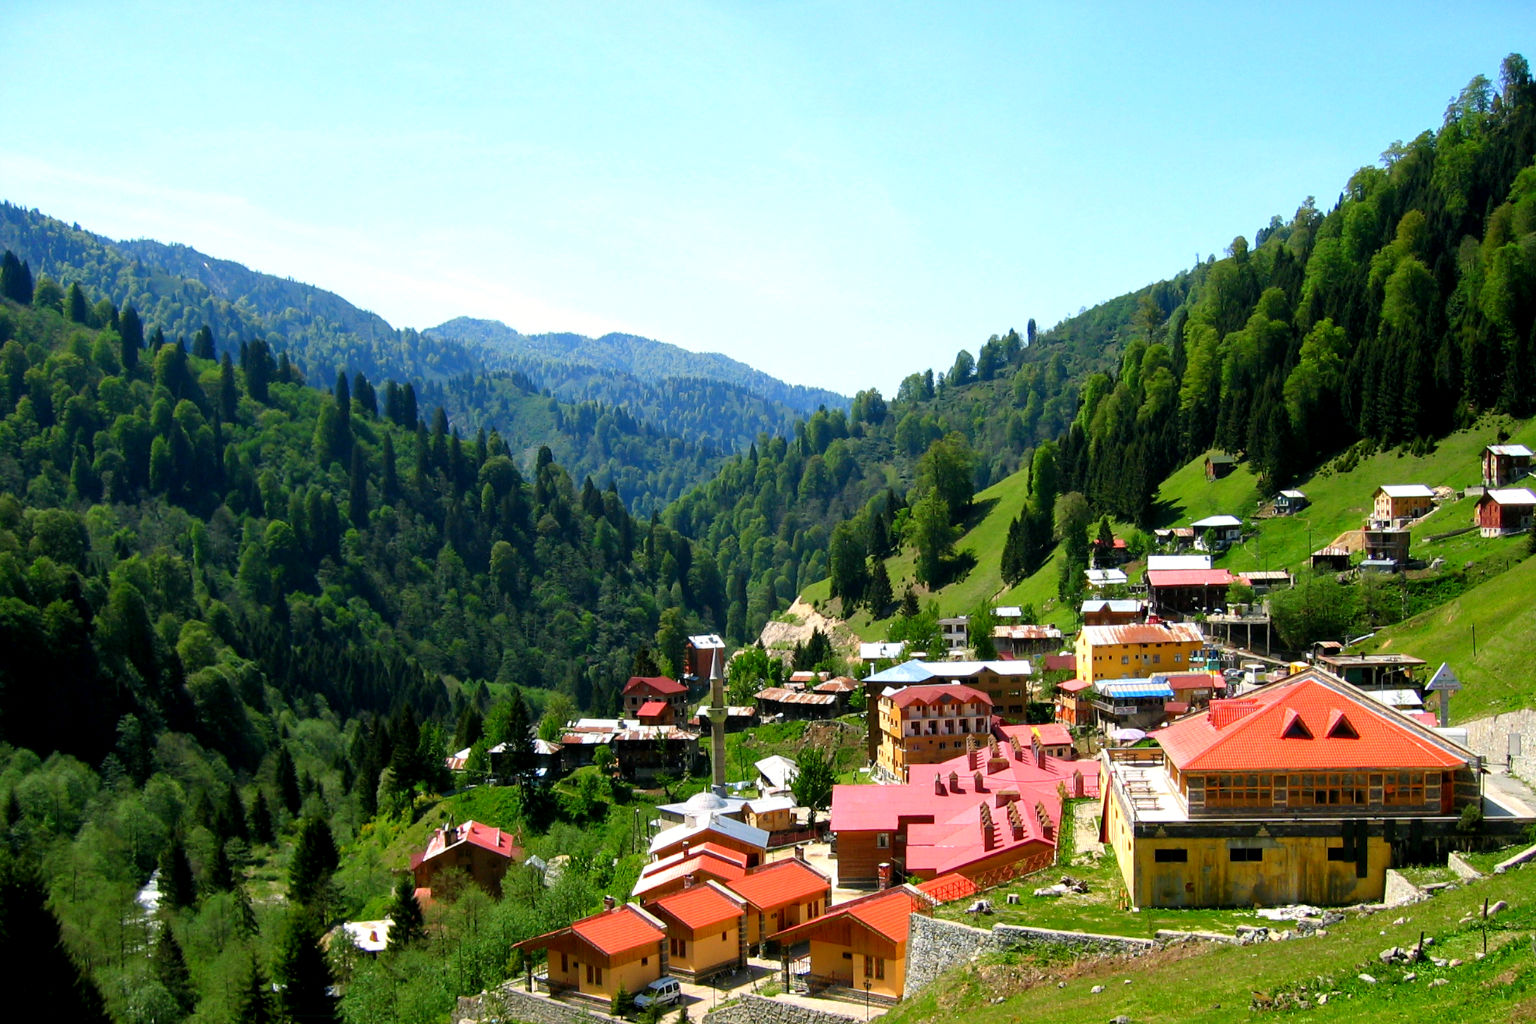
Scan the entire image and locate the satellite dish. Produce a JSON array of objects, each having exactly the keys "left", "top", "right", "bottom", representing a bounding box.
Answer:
[{"left": 1425, "top": 663, "right": 1462, "bottom": 693}]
